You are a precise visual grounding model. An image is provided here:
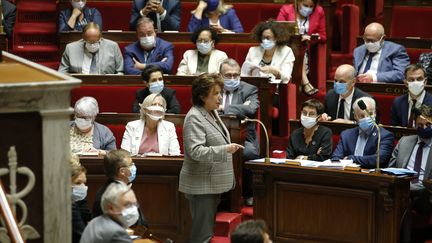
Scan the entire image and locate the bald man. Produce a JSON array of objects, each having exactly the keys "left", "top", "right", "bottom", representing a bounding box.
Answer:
[
  {"left": 322, "top": 64, "right": 373, "bottom": 123},
  {"left": 354, "top": 22, "right": 410, "bottom": 83},
  {"left": 59, "top": 22, "right": 124, "bottom": 74}
]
